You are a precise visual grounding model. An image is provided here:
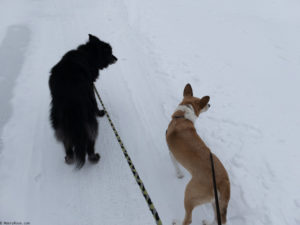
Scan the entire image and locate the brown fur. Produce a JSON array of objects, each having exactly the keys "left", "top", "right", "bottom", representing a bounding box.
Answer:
[{"left": 166, "top": 84, "right": 230, "bottom": 225}]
